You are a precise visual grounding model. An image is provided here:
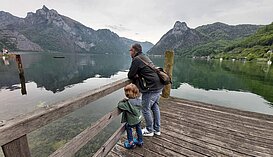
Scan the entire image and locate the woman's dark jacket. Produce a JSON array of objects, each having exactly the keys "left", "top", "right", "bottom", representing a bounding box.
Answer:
[{"left": 128, "top": 53, "right": 164, "bottom": 93}]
